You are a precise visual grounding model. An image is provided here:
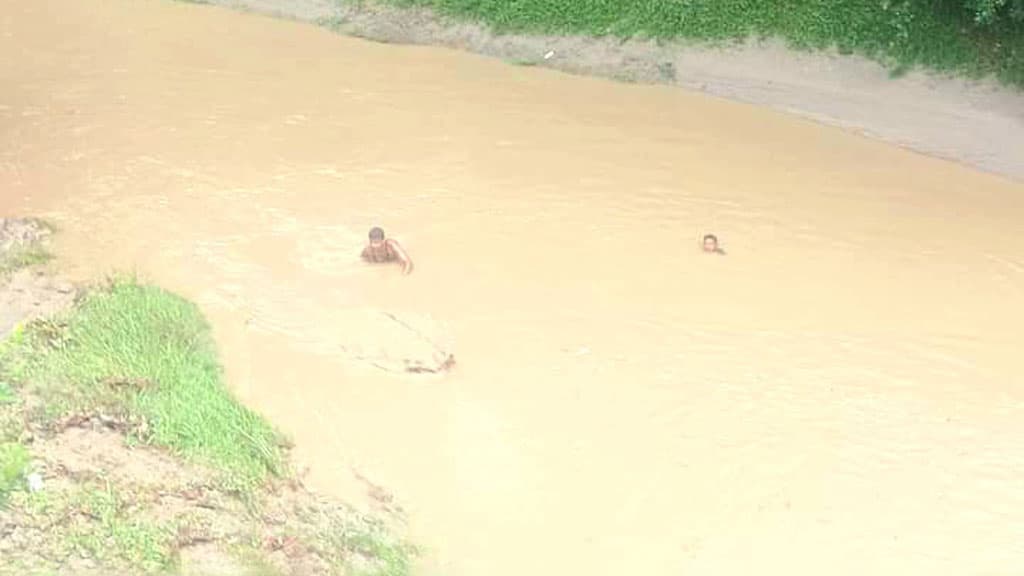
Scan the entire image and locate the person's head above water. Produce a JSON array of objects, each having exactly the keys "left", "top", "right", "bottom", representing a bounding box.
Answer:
[
  {"left": 702, "top": 234, "right": 719, "bottom": 253},
  {"left": 362, "top": 226, "right": 413, "bottom": 274},
  {"left": 368, "top": 226, "right": 386, "bottom": 247}
]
